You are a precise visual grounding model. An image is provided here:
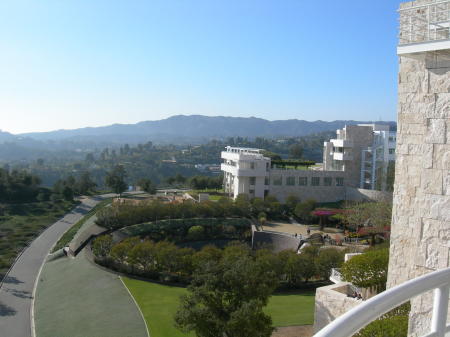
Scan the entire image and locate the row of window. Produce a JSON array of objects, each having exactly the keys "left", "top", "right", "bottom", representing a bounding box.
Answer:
[{"left": 267, "top": 176, "right": 344, "bottom": 187}]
